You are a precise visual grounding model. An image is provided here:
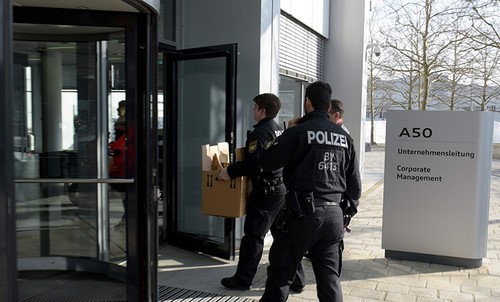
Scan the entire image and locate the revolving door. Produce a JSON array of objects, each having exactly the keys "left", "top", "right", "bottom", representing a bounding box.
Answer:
[{"left": 13, "top": 6, "right": 157, "bottom": 302}]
